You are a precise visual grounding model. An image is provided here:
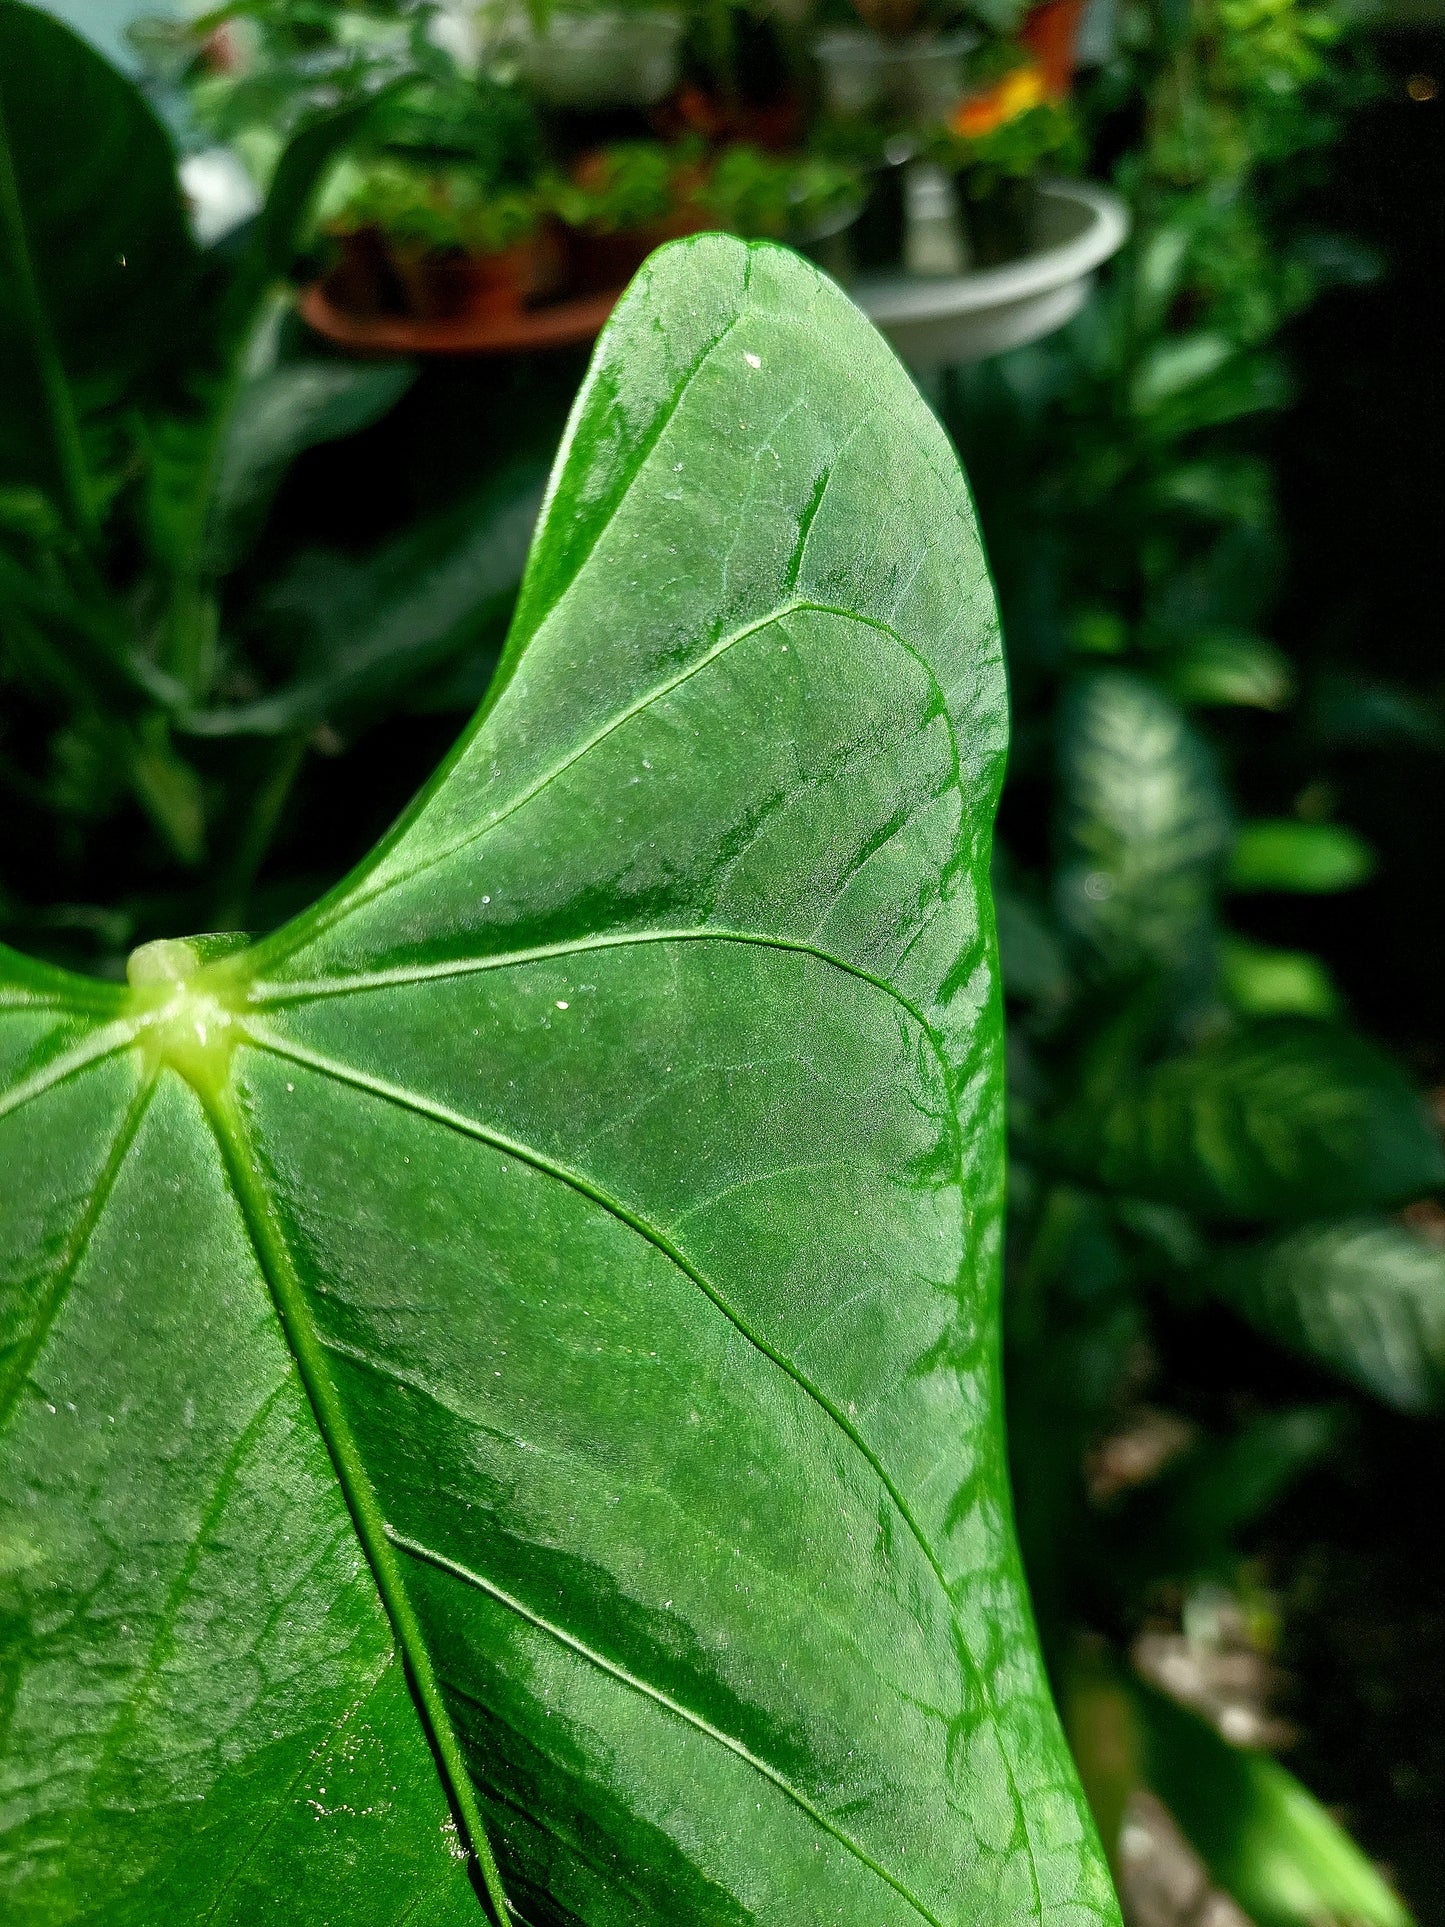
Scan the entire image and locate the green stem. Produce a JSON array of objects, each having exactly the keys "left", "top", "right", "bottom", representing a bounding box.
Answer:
[{"left": 162, "top": 570, "right": 220, "bottom": 702}]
